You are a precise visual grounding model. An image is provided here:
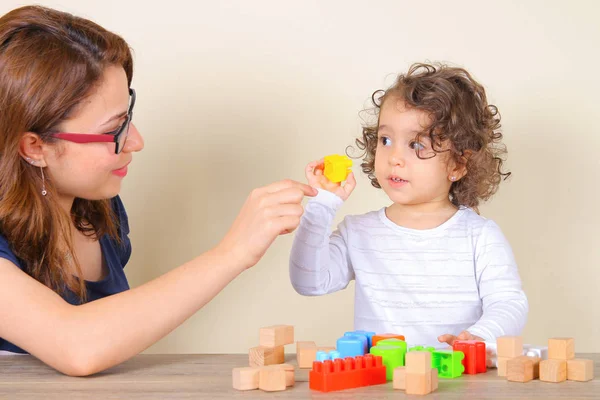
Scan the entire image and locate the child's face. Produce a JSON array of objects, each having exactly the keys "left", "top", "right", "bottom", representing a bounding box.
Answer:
[{"left": 374, "top": 98, "right": 454, "bottom": 206}]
